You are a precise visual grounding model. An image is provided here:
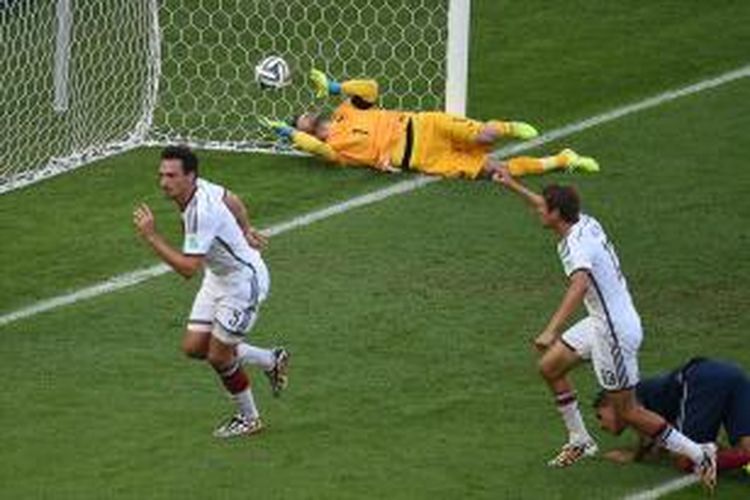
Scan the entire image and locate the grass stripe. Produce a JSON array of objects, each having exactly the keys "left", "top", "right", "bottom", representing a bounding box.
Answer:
[{"left": 1, "top": 63, "right": 749, "bottom": 328}]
